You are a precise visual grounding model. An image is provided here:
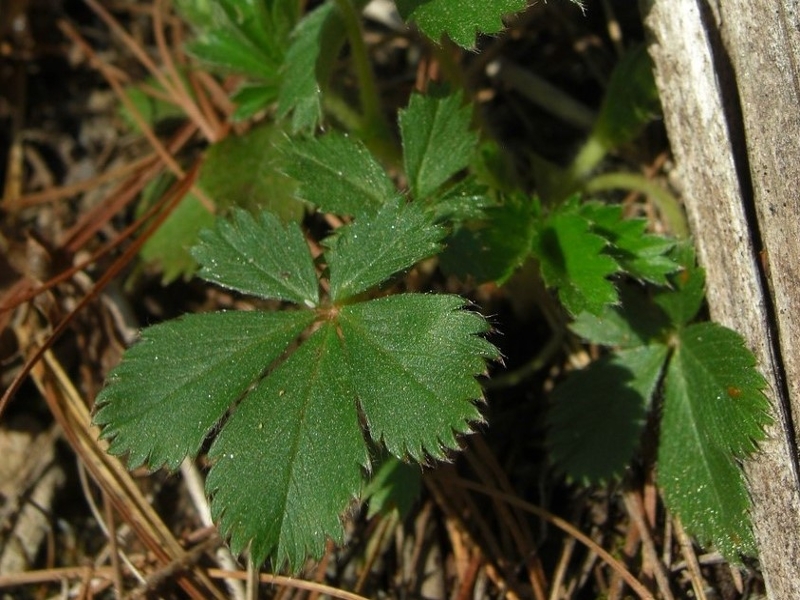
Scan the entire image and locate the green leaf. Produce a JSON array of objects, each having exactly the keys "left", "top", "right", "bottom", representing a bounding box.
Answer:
[
  {"left": 428, "top": 177, "right": 492, "bottom": 223},
  {"left": 532, "top": 210, "right": 619, "bottom": 315},
  {"left": 658, "top": 322, "right": 771, "bottom": 558},
  {"left": 283, "top": 132, "right": 396, "bottom": 217},
  {"left": 326, "top": 200, "right": 444, "bottom": 302},
  {"left": 230, "top": 83, "right": 279, "bottom": 121},
  {"left": 206, "top": 323, "right": 368, "bottom": 570},
  {"left": 199, "top": 123, "right": 304, "bottom": 222},
  {"left": 590, "top": 45, "right": 660, "bottom": 151},
  {"left": 439, "top": 192, "right": 535, "bottom": 284},
  {"left": 277, "top": 3, "right": 336, "bottom": 132},
  {"left": 339, "top": 294, "right": 498, "bottom": 460},
  {"left": 119, "top": 79, "right": 186, "bottom": 132},
  {"left": 139, "top": 189, "right": 215, "bottom": 284},
  {"left": 94, "top": 310, "right": 315, "bottom": 470},
  {"left": 177, "top": 0, "right": 295, "bottom": 81},
  {"left": 395, "top": 0, "right": 527, "bottom": 48},
  {"left": 192, "top": 209, "right": 320, "bottom": 307},
  {"left": 399, "top": 91, "right": 478, "bottom": 201},
  {"left": 362, "top": 455, "right": 422, "bottom": 518},
  {"left": 547, "top": 344, "right": 668, "bottom": 484},
  {"left": 578, "top": 202, "right": 678, "bottom": 285},
  {"left": 654, "top": 243, "right": 706, "bottom": 328},
  {"left": 570, "top": 283, "right": 671, "bottom": 348}
]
